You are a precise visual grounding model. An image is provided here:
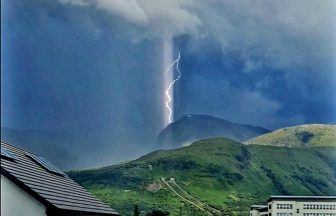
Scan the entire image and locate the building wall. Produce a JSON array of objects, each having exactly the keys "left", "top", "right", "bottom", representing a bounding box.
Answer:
[
  {"left": 251, "top": 209, "right": 261, "bottom": 216},
  {"left": 268, "top": 200, "right": 336, "bottom": 216},
  {"left": 250, "top": 209, "right": 268, "bottom": 216},
  {"left": 1, "top": 174, "right": 47, "bottom": 216}
]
